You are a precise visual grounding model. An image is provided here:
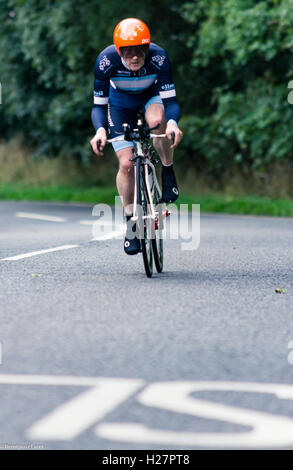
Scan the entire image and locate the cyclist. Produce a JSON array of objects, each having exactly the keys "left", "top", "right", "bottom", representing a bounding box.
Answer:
[{"left": 90, "top": 18, "right": 183, "bottom": 255}]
